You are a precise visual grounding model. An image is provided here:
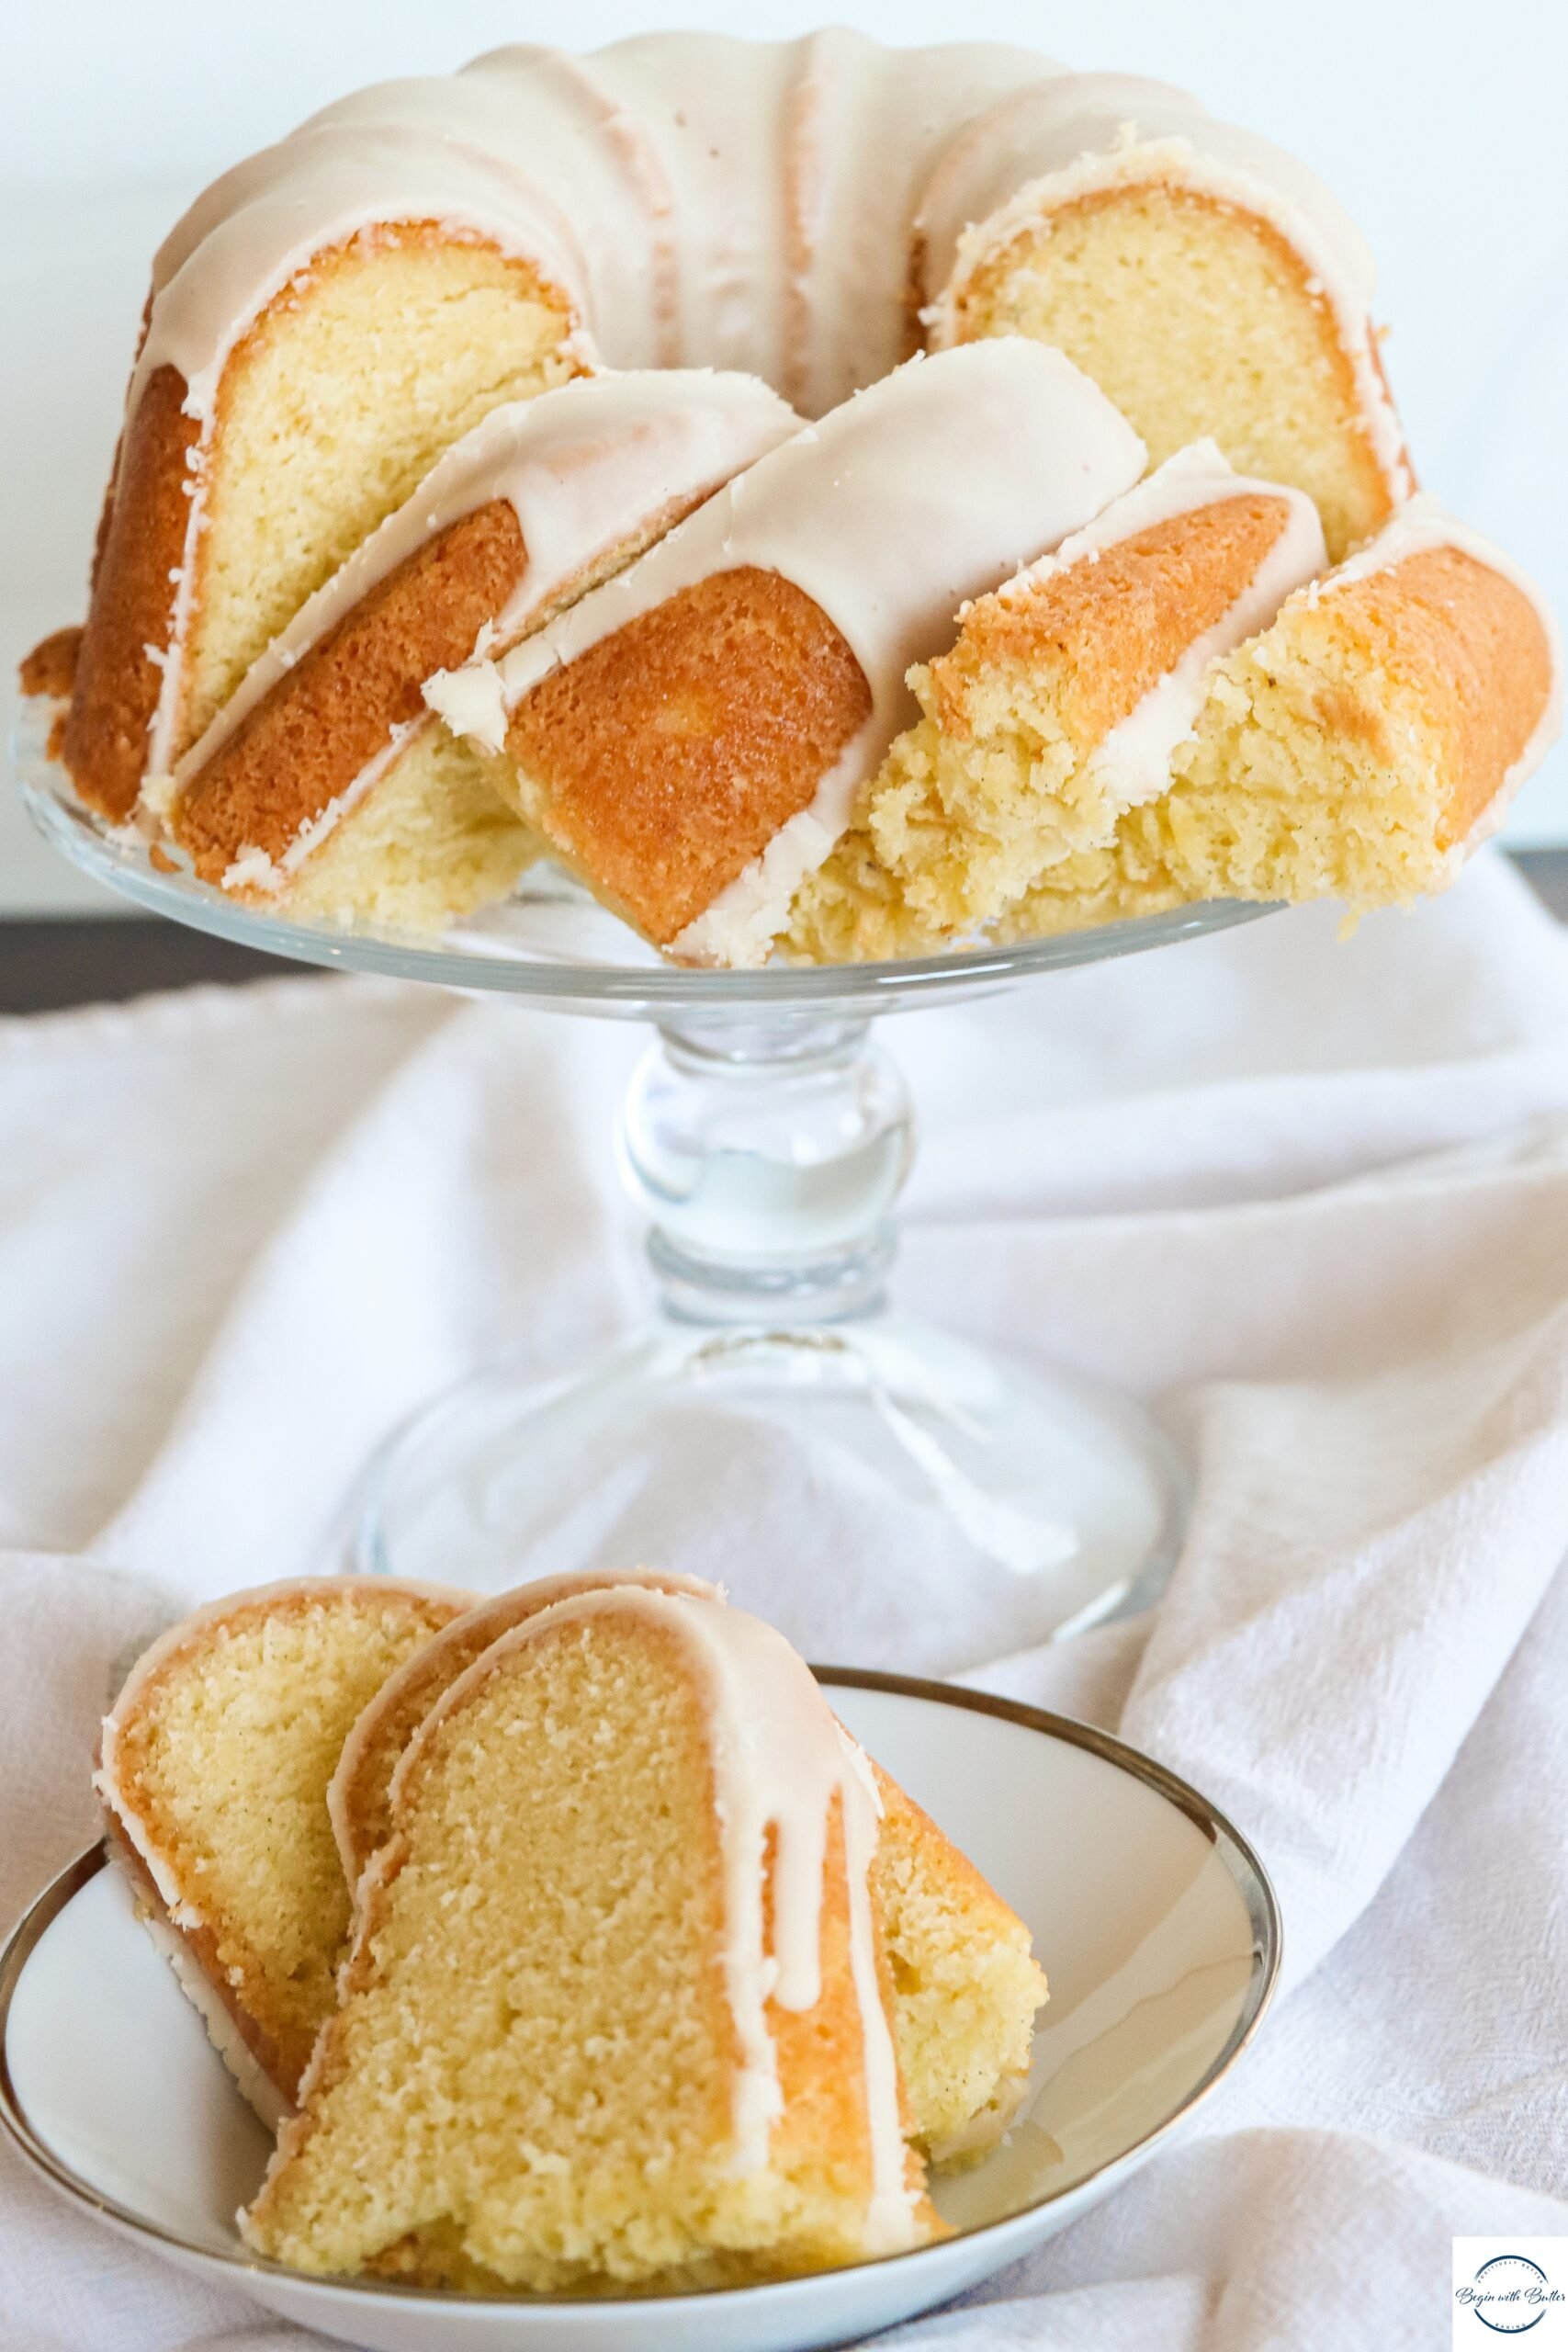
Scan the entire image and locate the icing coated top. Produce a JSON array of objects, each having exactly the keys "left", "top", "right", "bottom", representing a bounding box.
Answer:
[
  {"left": 429, "top": 341, "right": 1146, "bottom": 963},
  {"left": 166, "top": 370, "right": 799, "bottom": 797},
  {"left": 394, "top": 1583, "right": 922, "bottom": 2252},
  {"left": 133, "top": 32, "right": 1062, "bottom": 431}
]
